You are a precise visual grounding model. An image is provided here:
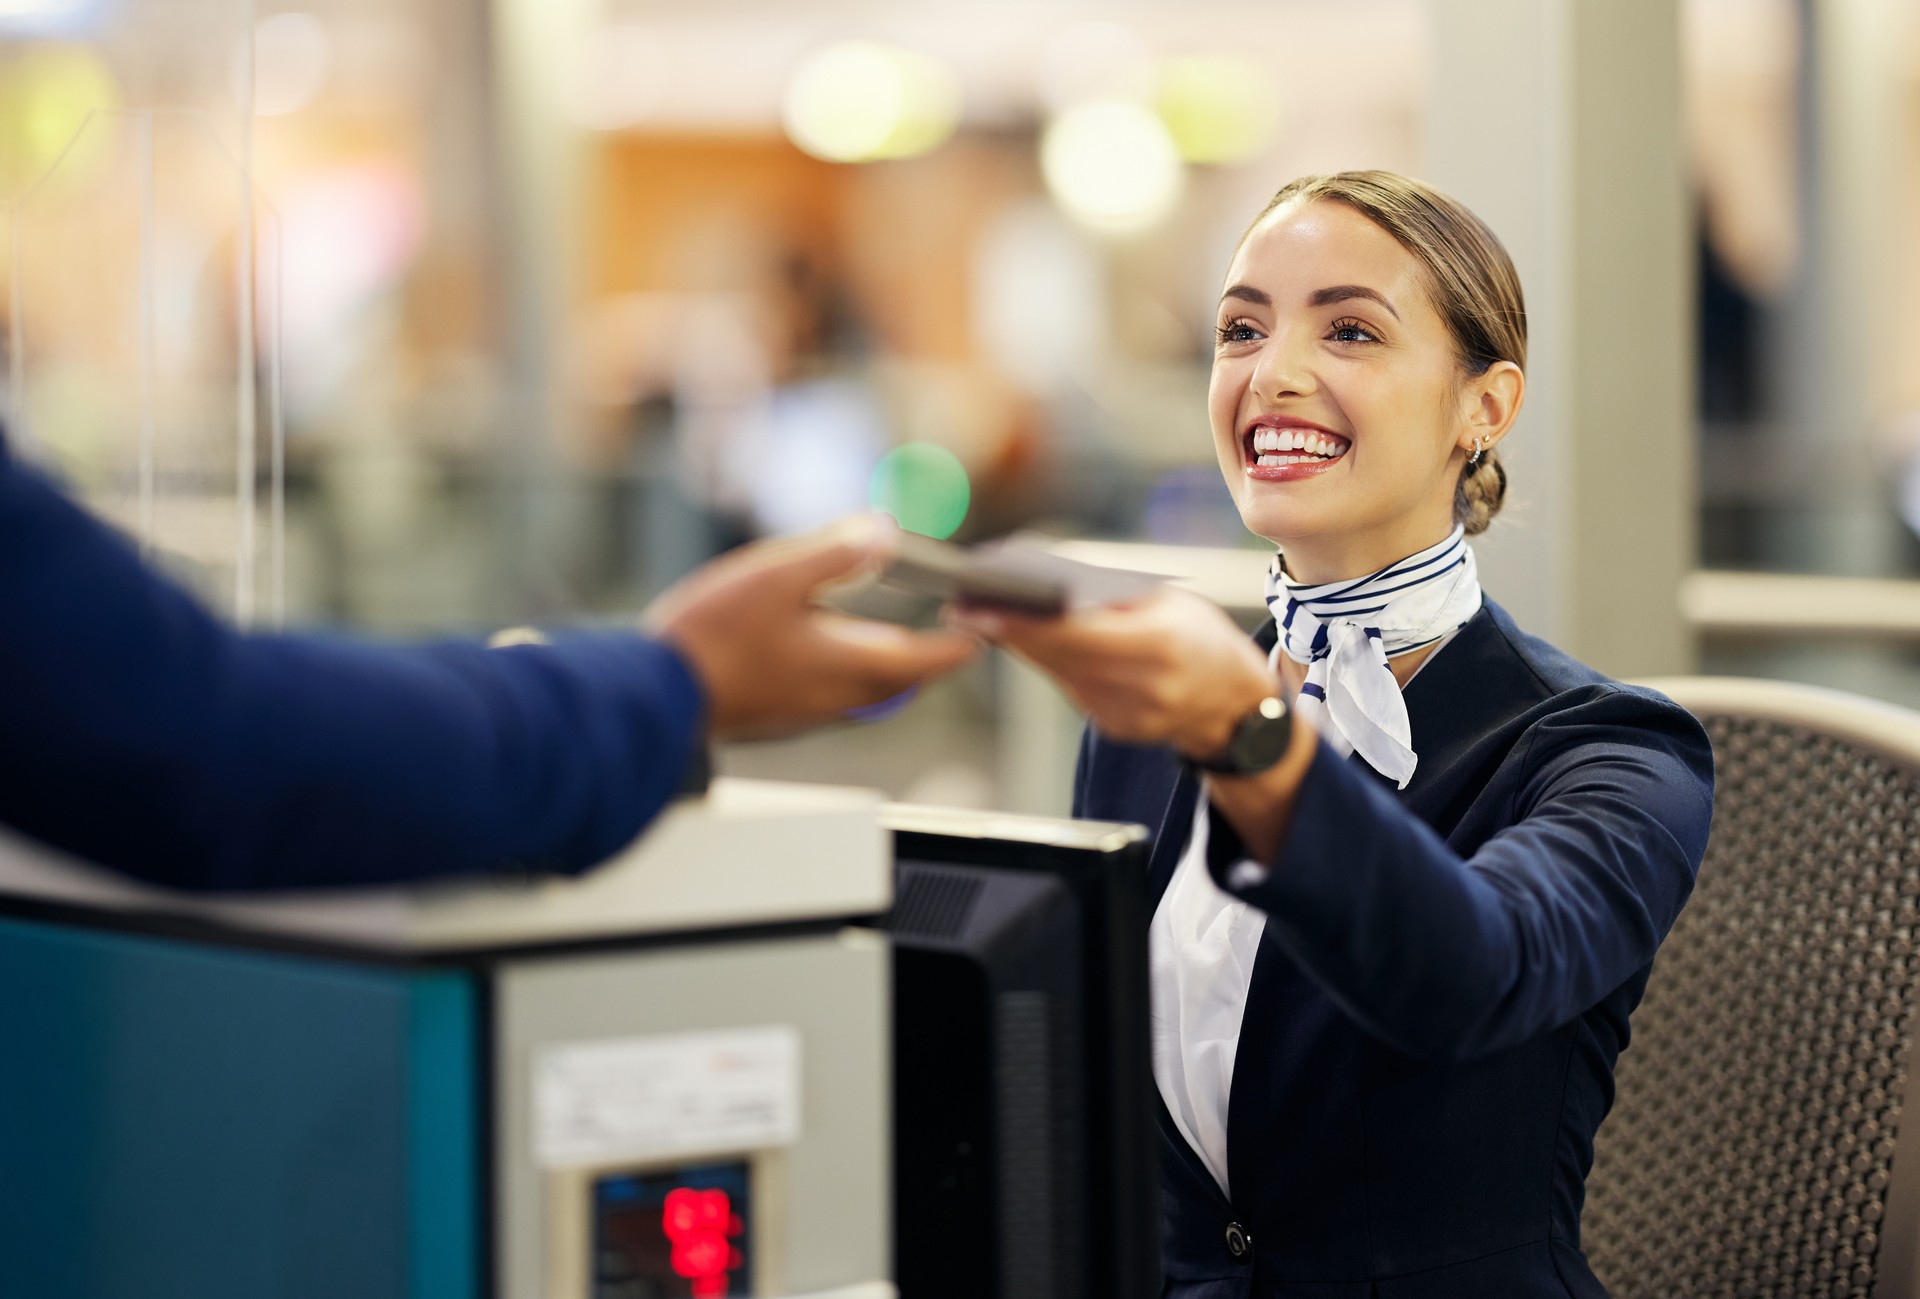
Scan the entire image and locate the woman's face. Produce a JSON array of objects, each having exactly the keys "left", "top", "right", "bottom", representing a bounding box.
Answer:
[{"left": 1208, "top": 199, "right": 1486, "bottom": 580}]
